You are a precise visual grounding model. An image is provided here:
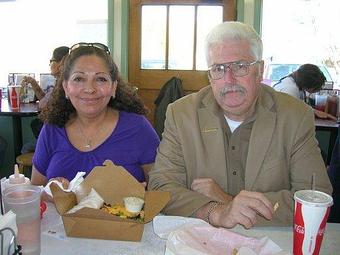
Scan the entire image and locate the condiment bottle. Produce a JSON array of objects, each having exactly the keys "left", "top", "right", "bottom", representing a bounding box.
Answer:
[{"left": 2, "top": 164, "right": 31, "bottom": 191}]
